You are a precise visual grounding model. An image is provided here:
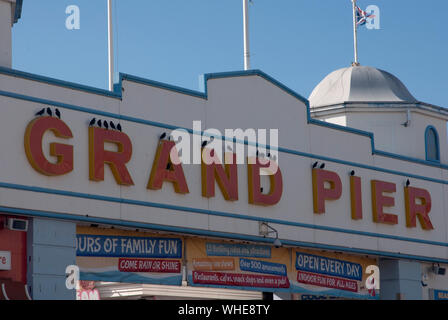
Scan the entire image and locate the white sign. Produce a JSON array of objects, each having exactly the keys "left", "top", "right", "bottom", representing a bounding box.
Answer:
[{"left": 0, "top": 251, "right": 11, "bottom": 270}]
